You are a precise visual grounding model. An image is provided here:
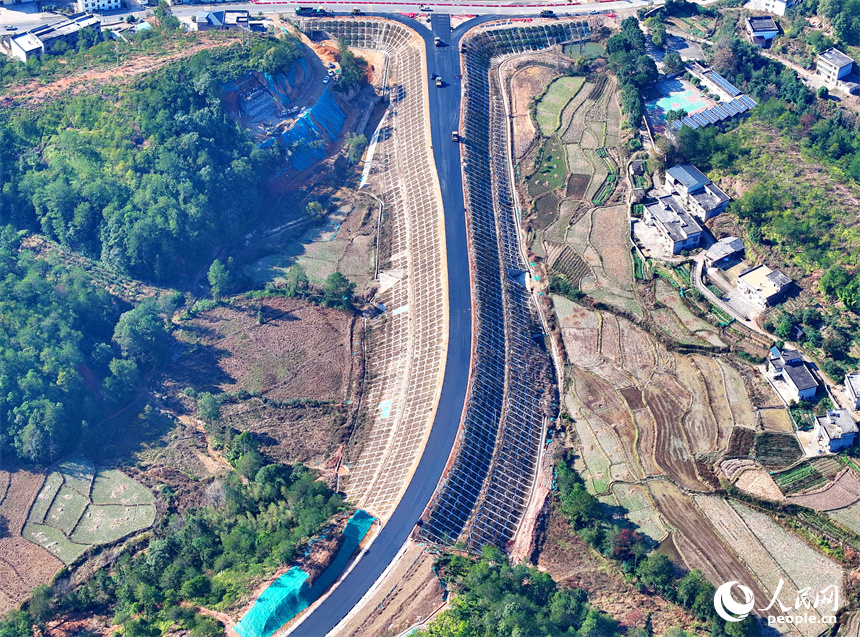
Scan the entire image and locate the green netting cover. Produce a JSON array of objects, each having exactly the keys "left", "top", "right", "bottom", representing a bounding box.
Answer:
[{"left": 234, "top": 510, "right": 375, "bottom": 637}]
